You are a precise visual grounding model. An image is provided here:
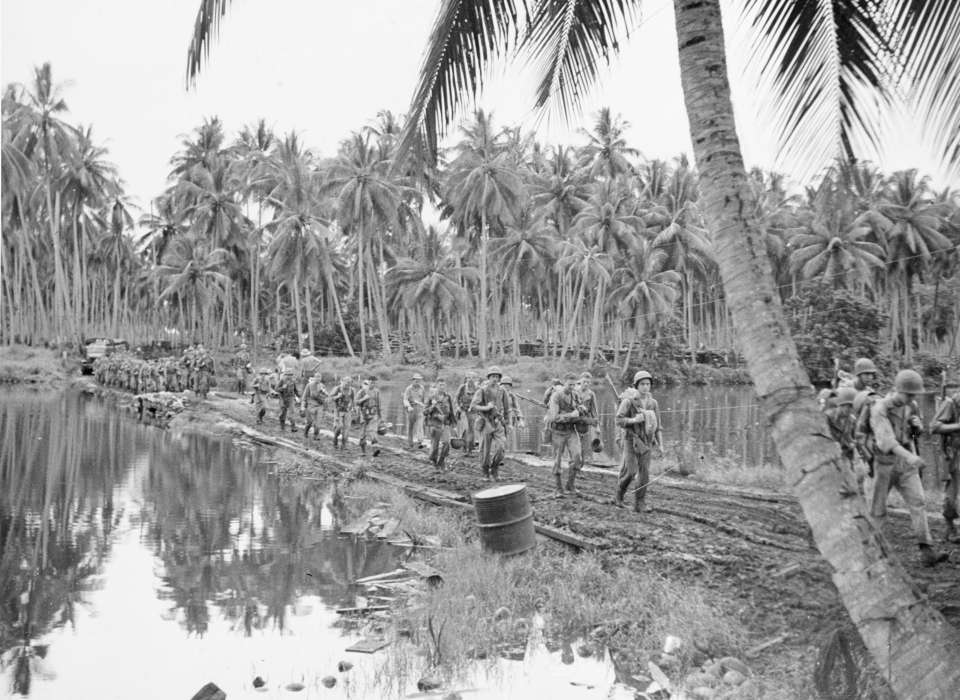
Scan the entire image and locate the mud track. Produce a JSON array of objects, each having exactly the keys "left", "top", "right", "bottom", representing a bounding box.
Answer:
[{"left": 200, "top": 392, "right": 960, "bottom": 676}]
